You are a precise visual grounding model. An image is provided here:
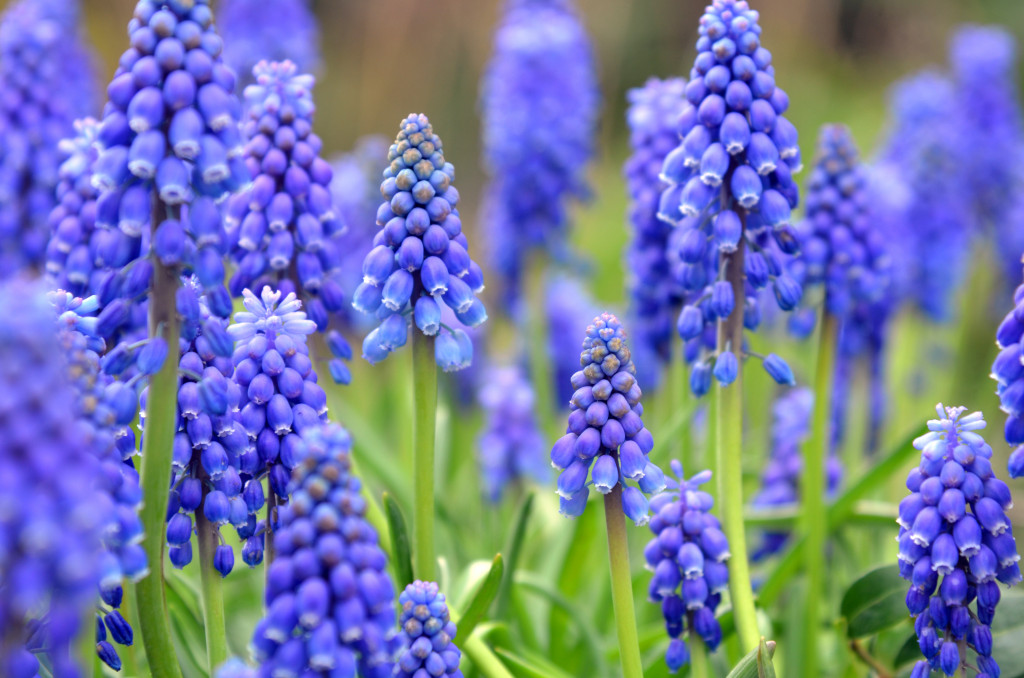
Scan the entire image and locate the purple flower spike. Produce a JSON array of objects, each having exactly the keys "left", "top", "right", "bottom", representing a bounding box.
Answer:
[
  {"left": 395, "top": 581, "right": 461, "bottom": 678},
  {"left": 217, "top": 0, "right": 320, "bottom": 89},
  {"left": 646, "top": 462, "right": 728, "bottom": 672},
  {"left": 900, "top": 405, "right": 1020, "bottom": 677}
]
